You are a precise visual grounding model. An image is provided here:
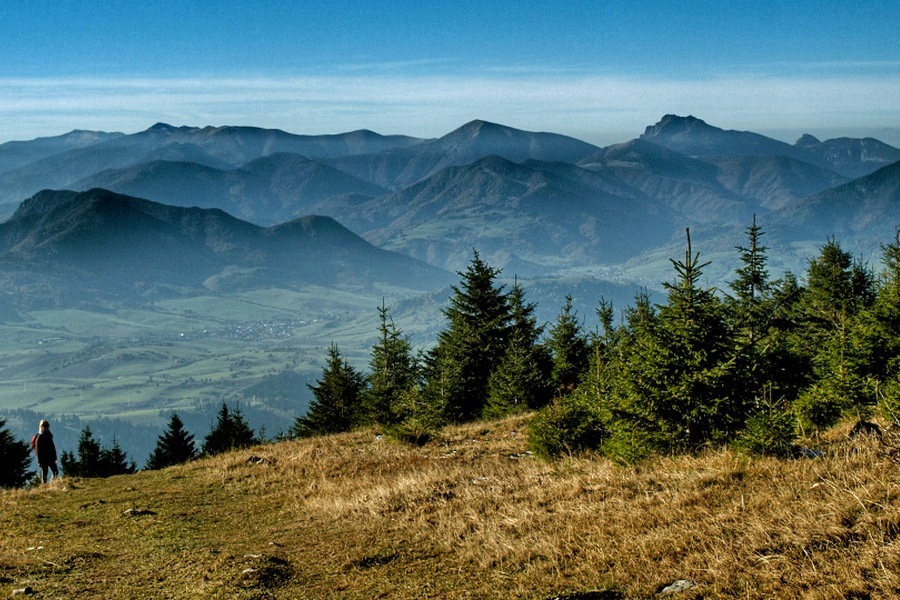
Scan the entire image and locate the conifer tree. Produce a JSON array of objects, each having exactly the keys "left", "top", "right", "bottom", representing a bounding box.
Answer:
[
  {"left": 0, "top": 418, "right": 33, "bottom": 488},
  {"left": 146, "top": 412, "right": 198, "bottom": 469},
  {"left": 61, "top": 426, "right": 101, "bottom": 477},
  {"left": 587, "top": 297, "right": 618, "bottom": 402},
  {"left": 389, "top": 378, "right": 443, "bottom": 445},
  {"left": 61, "top": 426, "right": 135, "bottom": 477},
  {"left": 364, "top": 301, "right": 418, "bottom": 426},
  {"left": 203, "top": 403, "right": 256, "bottom": 455},
  {"left": 728, "top": 214, "right": 771, "bottom": 348},
  {"left": 608, "top": 230, "right": 745, "bottom": 454},
  {"left": 804, "top": 238, "right": 873, "bottom": 328},
  {"left": 857, "top": 230, "right": 900, "bottom": 381},
  {"left": 851, "top": 231, "right": 900, "bottom": 423},
  {"left": 99, "top": 438, "right": 136, "bottom": 476},
  {"left": 424, "top": 250, "right": 511, "bottom": 422},
  {"left": 764, "top": 270, "right": 812, "bottom": 399},
  {"left": 794, "top": 240, "right": 876, "bottom": 429},
  {"left": 659, "top": 230, "right": 745, "bottom": 447},
  {"left": 484, "top": 281, "right": 550, "bottom": 418},
  {"left": 544, "top": 295, "right": 590, "bottom": 395},
  {"left": 726, "top": 217, "right": 805, "bottom": 405},
  {"left": 292, "top": 344, "right": 366, "bottom": 437}
]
